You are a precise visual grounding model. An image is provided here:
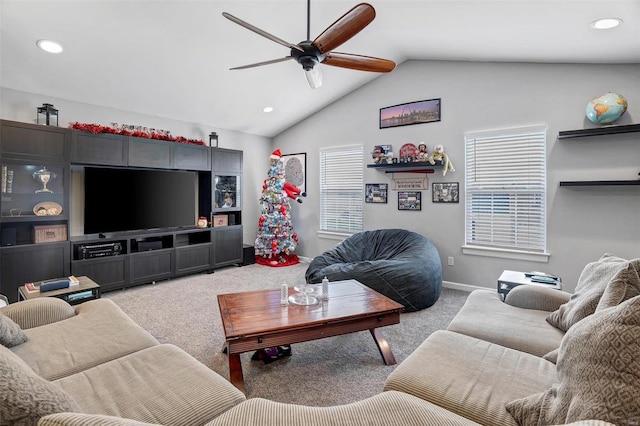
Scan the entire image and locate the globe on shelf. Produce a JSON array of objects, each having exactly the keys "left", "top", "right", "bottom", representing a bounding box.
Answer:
[{"left": 585, "top": 92, "right": 628, "bottom": 124}]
